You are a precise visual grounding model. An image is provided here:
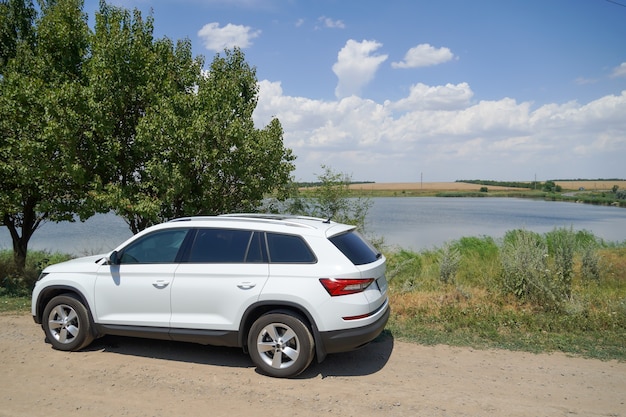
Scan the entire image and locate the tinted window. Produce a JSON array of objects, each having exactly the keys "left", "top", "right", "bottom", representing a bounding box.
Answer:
[
  {"left": 188, "top": 229, "right": 253, "bottom": 263},
  {"left": 245, "top": 231, "right": 267, "bottom": 263},
  {"left": 329, "top": 230, "right": 380, "bottom": 265},
  {"left": 120, "top": 229, "right": 188, "bottom": 264},
  {"left": 266, "top": 233, "right": 316, "bottom": 263}
]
